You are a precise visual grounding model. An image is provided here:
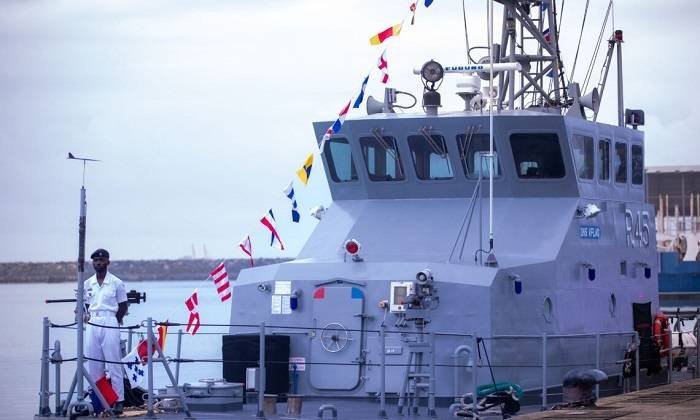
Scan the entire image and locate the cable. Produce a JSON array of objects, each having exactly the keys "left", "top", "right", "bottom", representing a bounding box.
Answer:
[
  {"left": 569, "top": 0, "right": 590, "bottom": 82},
  {"left": 462, "top": 0, "right": 471, "bottom": 63},
  {"left": 582, "top": 1, "right": 612, "bottom": 93}
]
